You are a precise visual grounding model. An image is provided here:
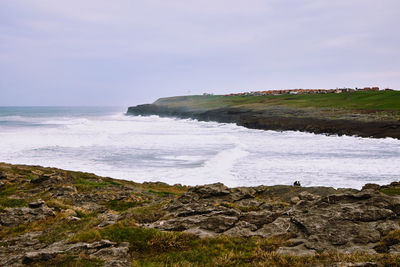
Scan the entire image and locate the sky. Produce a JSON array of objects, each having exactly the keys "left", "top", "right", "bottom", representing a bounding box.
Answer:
[{"left": 0, "top": 0, "right": 399, "bottom": 106}]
